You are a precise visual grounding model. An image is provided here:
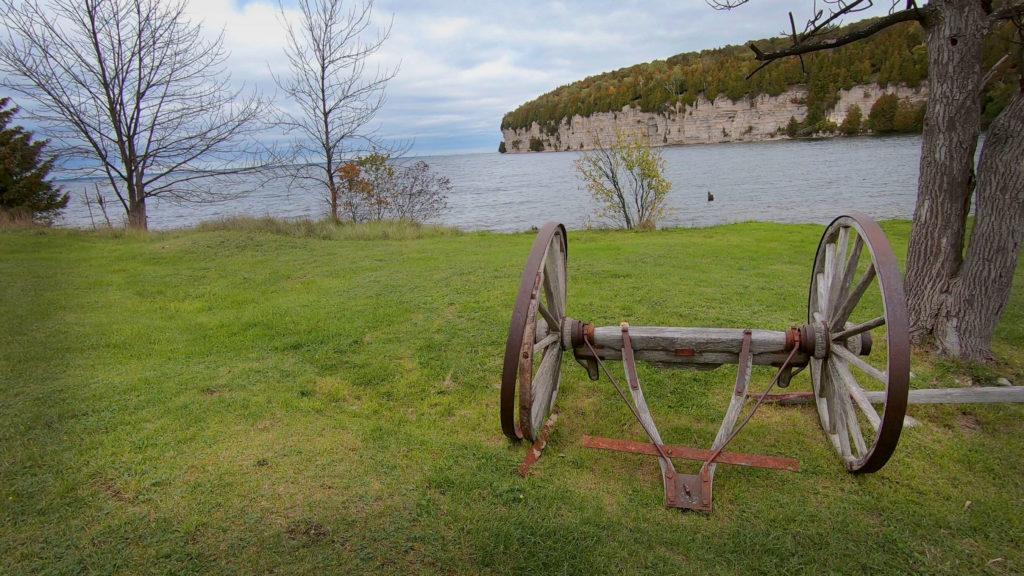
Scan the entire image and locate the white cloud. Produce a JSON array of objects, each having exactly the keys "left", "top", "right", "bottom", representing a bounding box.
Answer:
[{"left": 9, "top": 0, "right": 902, "bottom": 156}]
